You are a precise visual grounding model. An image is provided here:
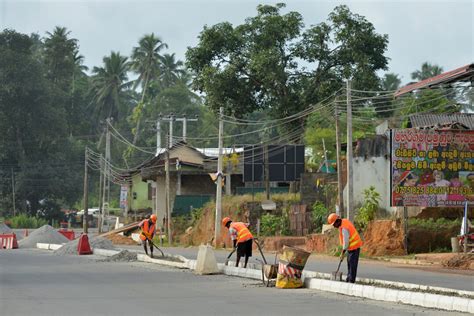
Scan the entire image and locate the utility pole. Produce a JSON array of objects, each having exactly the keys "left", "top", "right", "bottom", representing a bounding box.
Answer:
[
  {"left": 156, "top": 114, "right": 162, "bottom": 155},
  {"left": 97, "top": 154, "right": 104, "bottom": 232},
  {"left": 169, "top": 114, "right": 174, "bottom": 148},
  {"left": 100, "top": 118, "right": 111, "bottom": 233},
  {"left": 82, "top": 148, "right": 89, "bottom": 234},
  {"left": 175, "top": 116, "right": 198, "bottom": 142},
  {"left": 215, "top": 107, "right": 224, "bottom": 246},
  {"left": 346, "top": 80, "right": 354, "bottom": 221},
  {"left": 265, "top": 145, "right": 270, "bottom": 200},
  {"left": 335, "top": 108, "right": 344, "bottom": 217},
  {"left": 322, "top": 138, "right": 329, "bottom": 174},
  {"left": 165, "top": 134, "right": 172, "bottom": 245},
  {"left": 11, "top": 168, "right": 16, "bottom": 217}
]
